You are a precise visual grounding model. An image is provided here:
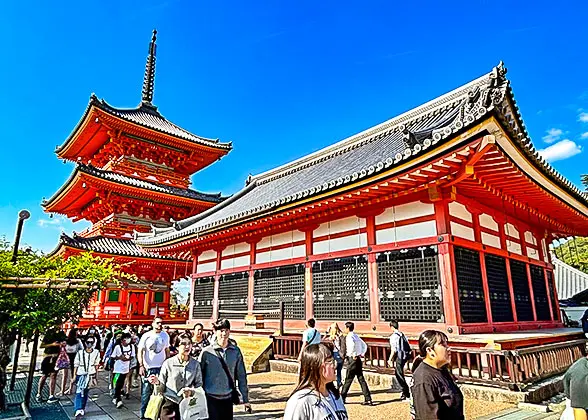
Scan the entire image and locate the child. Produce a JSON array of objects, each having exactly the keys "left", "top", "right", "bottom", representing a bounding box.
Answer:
[{"left": 110, "top": 332, "right": 135, "bottom": 409}]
